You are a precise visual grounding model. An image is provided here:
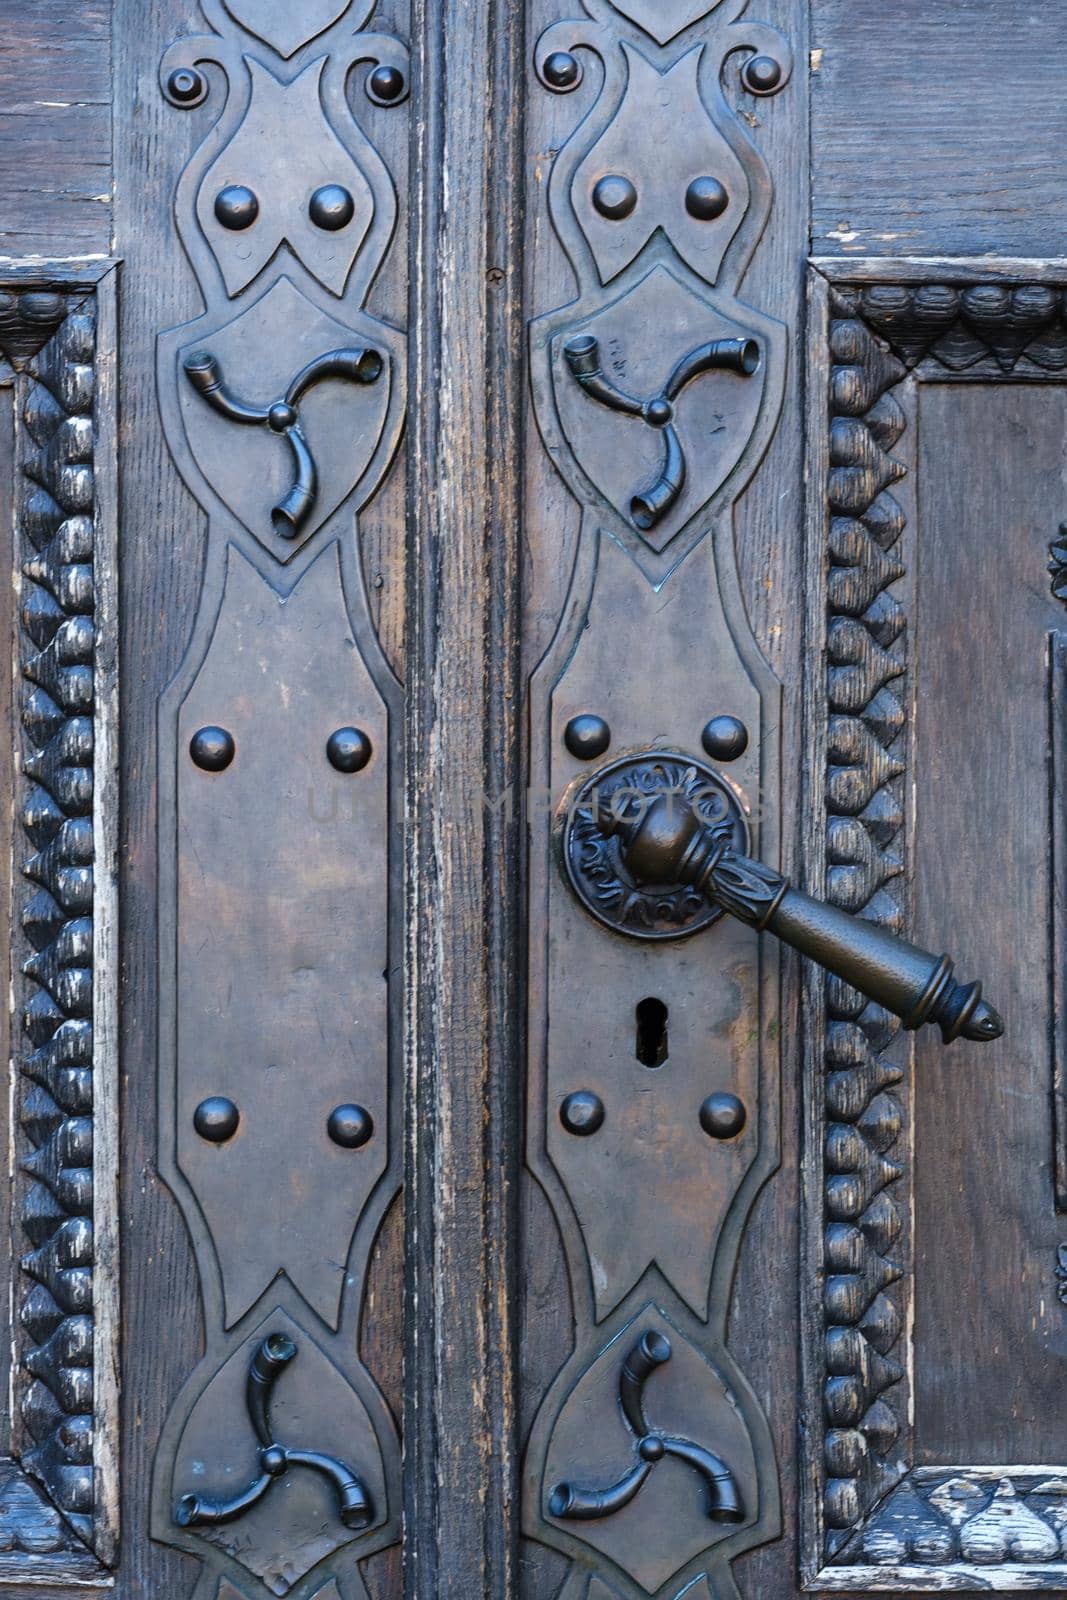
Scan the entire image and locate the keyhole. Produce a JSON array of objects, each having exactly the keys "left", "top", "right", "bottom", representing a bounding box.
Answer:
[{"left": 635, "top": 998, "right": 669, "bottom": 1068}]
